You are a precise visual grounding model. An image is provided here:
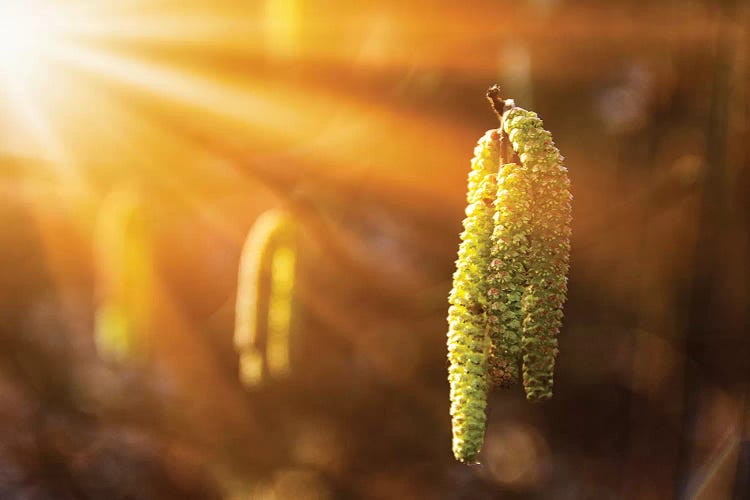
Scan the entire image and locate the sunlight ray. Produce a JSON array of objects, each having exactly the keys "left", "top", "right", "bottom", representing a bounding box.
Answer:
[
  {"left": 59, "top": 81, "right": 254, "bottom": 243},
  {"left": 0, "top": 72, "right": 71, "bottom": 171},
  {"left": 0, "top": 15, "right": 484, "bottom": 219},
  {"left": 47, "top": 43, "right": 300, "bottom": 136},
  {"left": 62, "top": 14, "right": 263, "bottom": 51},
  {"left": 686, "top": 429, "right": 741, "bottom": 499},
  {"left": 44, "top": 40, "right": 475, "bottom": 198}
]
